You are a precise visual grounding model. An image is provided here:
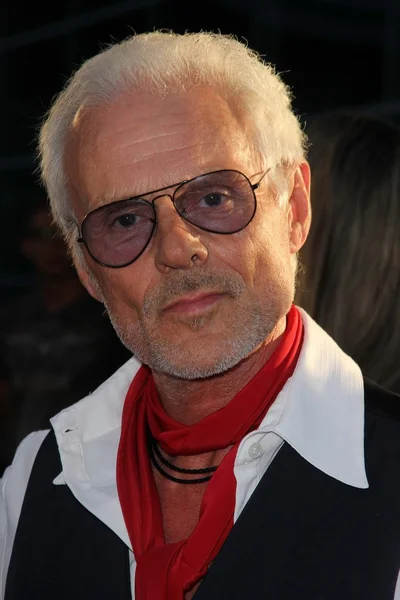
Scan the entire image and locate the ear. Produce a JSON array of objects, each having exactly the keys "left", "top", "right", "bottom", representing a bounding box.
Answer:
[
  {"left": 74, "top": 260, "right": 103, "bottom": 303},
  {"left": 288, "top": 161, "right": 311, "bottom": 254}
]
